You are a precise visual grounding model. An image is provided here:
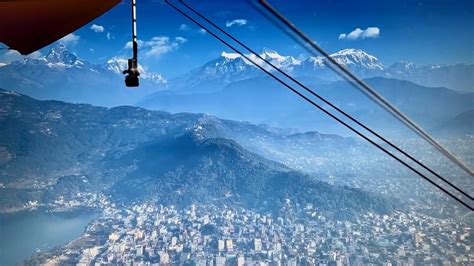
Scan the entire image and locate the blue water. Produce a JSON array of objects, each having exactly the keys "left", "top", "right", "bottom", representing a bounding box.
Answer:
[{"left": 0, "top": 209, "right": 98, "bottom": 266}]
